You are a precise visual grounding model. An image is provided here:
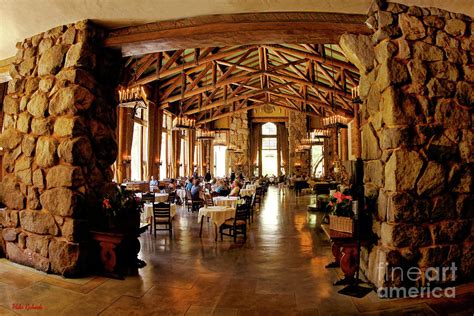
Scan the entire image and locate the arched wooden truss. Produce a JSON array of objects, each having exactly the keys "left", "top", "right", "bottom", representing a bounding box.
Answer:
[
  {"left": 111, "top": 13, "right": 365, "bottom": 125},
  {"left": 123, "top": 43, "right": 359, "bottom": 125}
]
